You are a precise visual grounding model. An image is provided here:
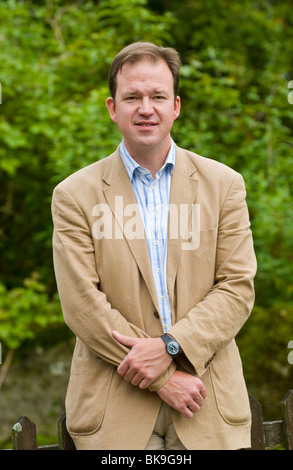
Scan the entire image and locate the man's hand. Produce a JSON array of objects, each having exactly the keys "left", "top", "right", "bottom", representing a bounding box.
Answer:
[
  {"left": 112, "top": 331, "right": 172, "bottom": 389},
  {"left": 157, "top": 370, "right": 207, "bottom": 418}
]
